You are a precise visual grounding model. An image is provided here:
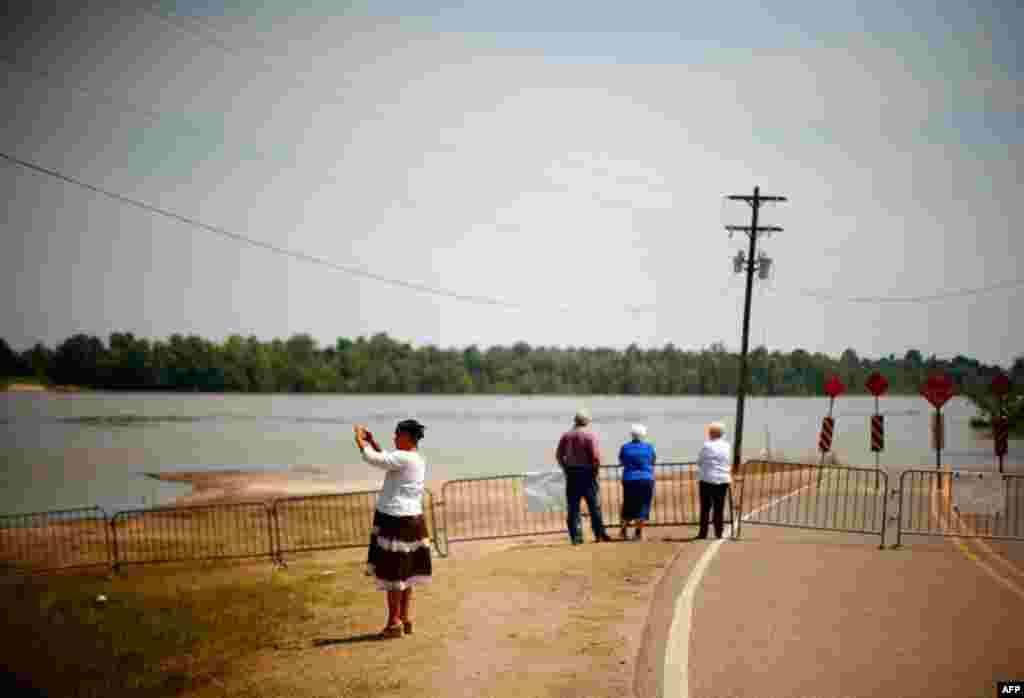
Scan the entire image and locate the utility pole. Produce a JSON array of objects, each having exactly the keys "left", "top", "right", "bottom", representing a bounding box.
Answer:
[{"left": 725, "top": 186, "right": 787, "bottom": 469}]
